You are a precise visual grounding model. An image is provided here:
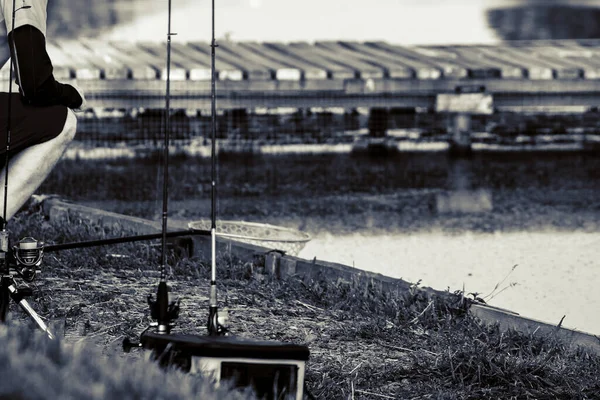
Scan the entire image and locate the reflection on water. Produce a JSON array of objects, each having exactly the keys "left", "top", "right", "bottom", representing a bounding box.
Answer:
[
  {"left": 230, "top": 151, "right": 600, "bottom": 335},
  {"left": 267, "top": 151, "right": 600, "bottom": 335},
  {"left": 46, "top": 151, "right": 600, "bottom": 216}
]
